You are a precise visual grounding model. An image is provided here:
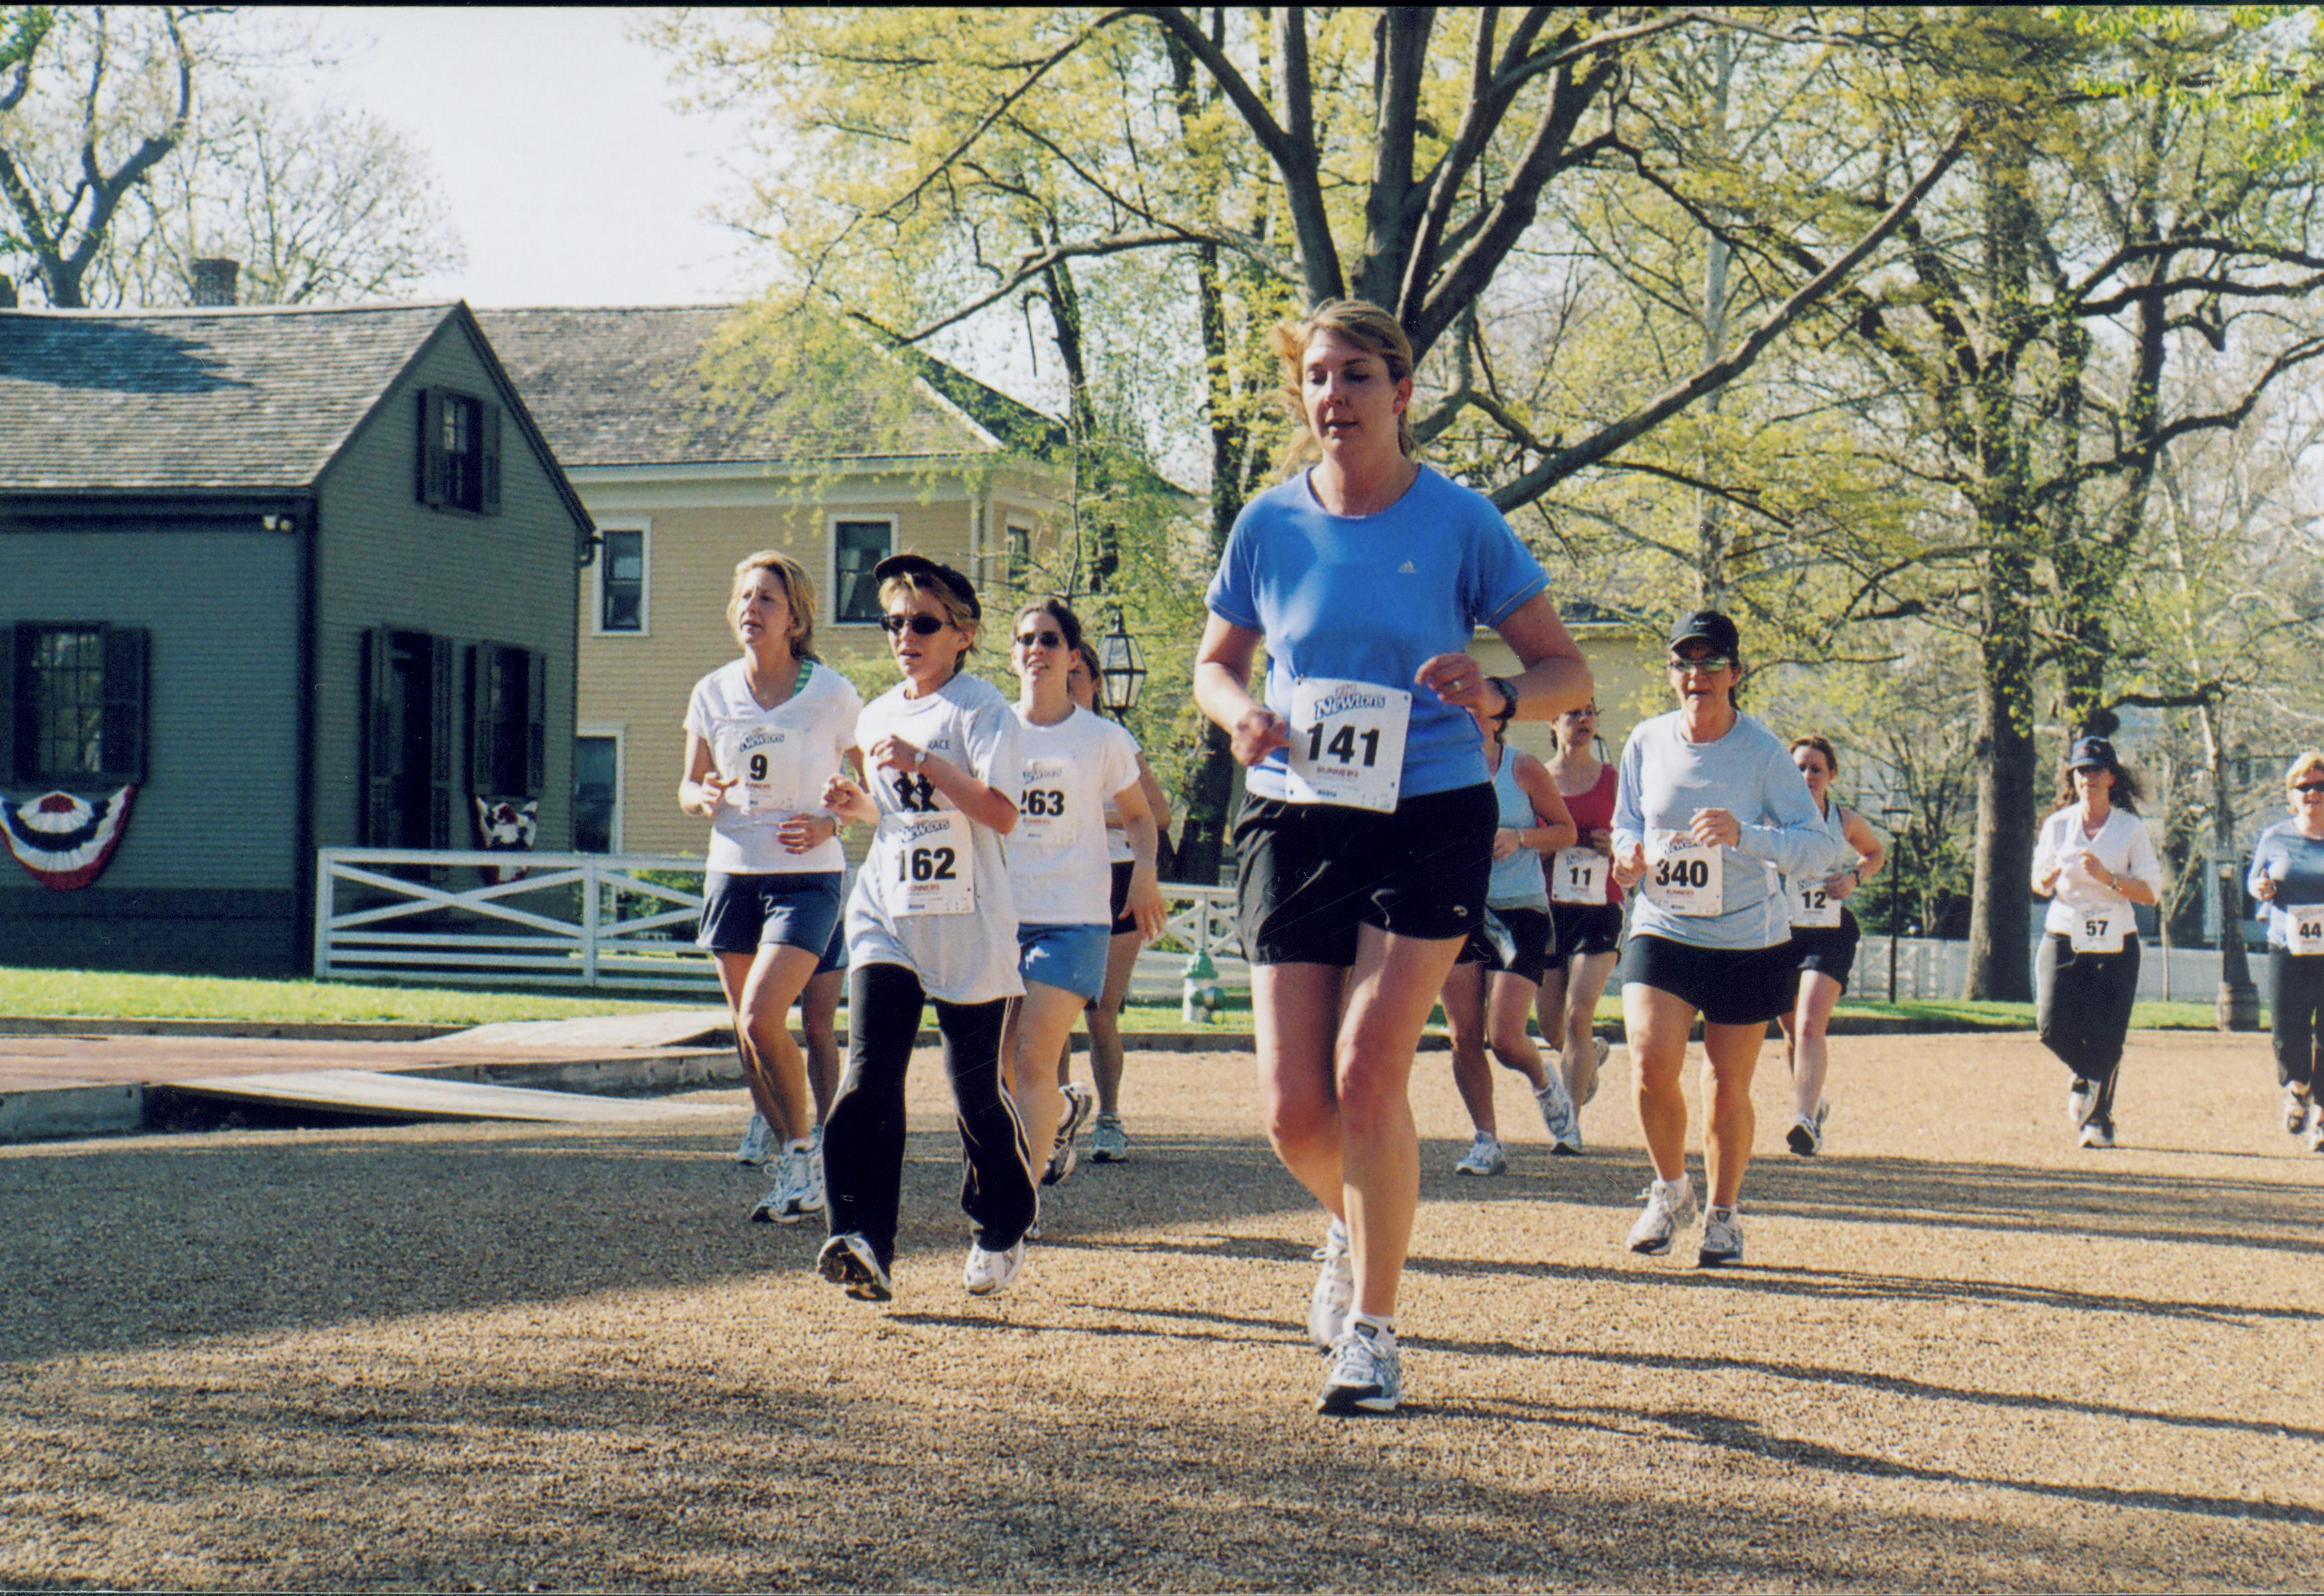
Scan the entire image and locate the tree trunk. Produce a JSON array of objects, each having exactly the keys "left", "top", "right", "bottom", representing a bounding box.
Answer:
[
  {"left": 2200, "top": 695, "right": 2258, "bottom": 1027},
  {"left": 1963, "top": 550, "right": 2039, "bottom": 1000}
]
